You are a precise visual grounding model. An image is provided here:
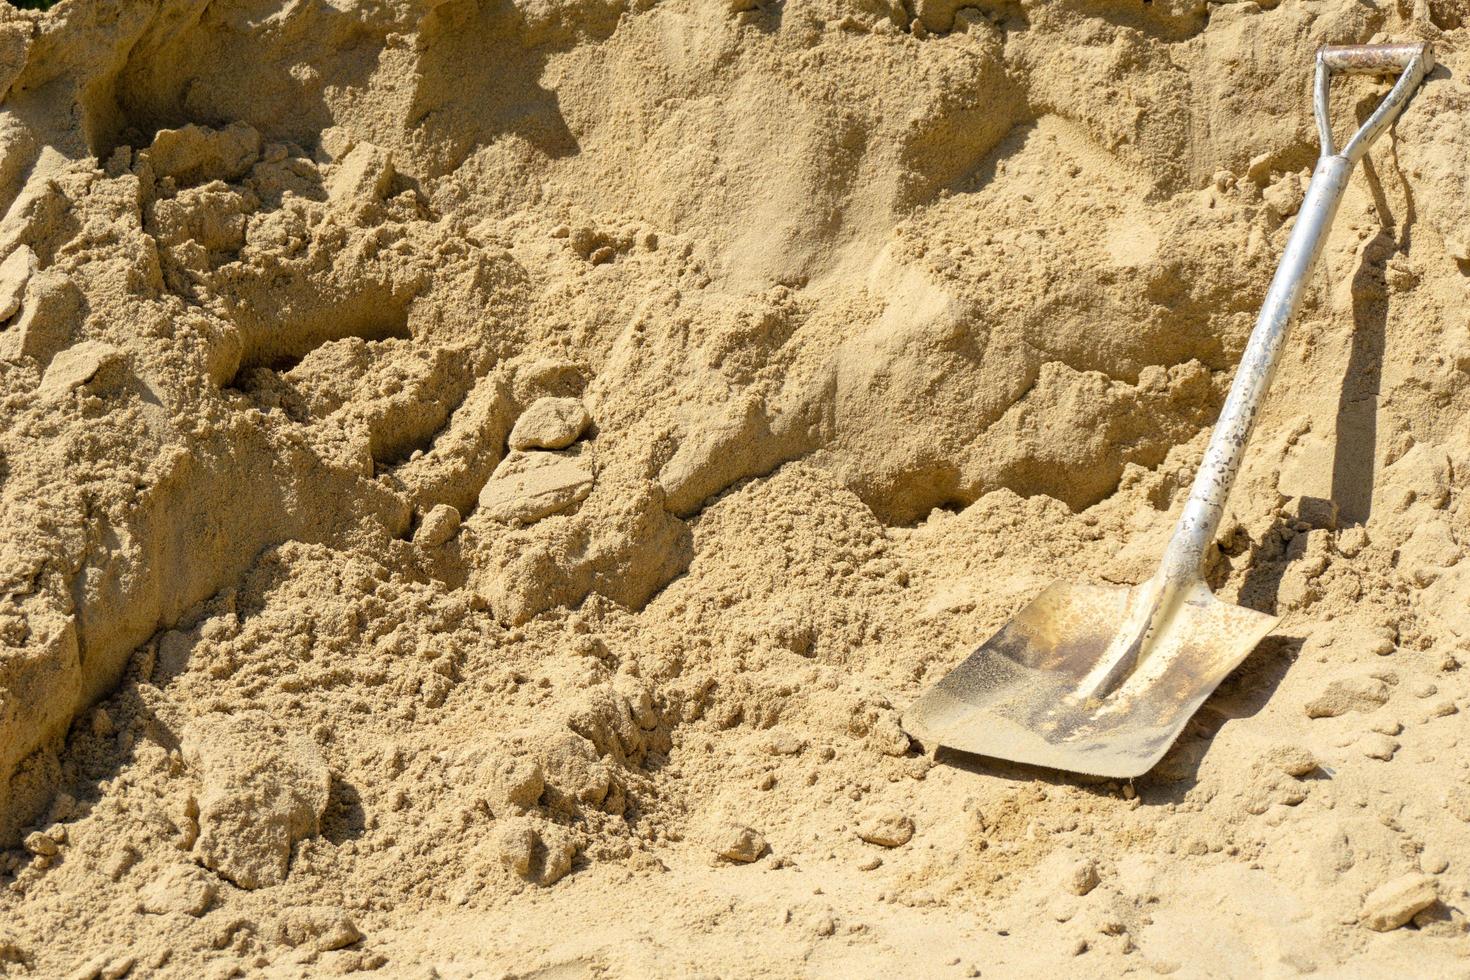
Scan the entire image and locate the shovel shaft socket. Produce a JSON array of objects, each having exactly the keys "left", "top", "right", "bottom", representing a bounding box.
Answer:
[{"left": 1156, "top": 42, "right": 1432, "bottom": 594}]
